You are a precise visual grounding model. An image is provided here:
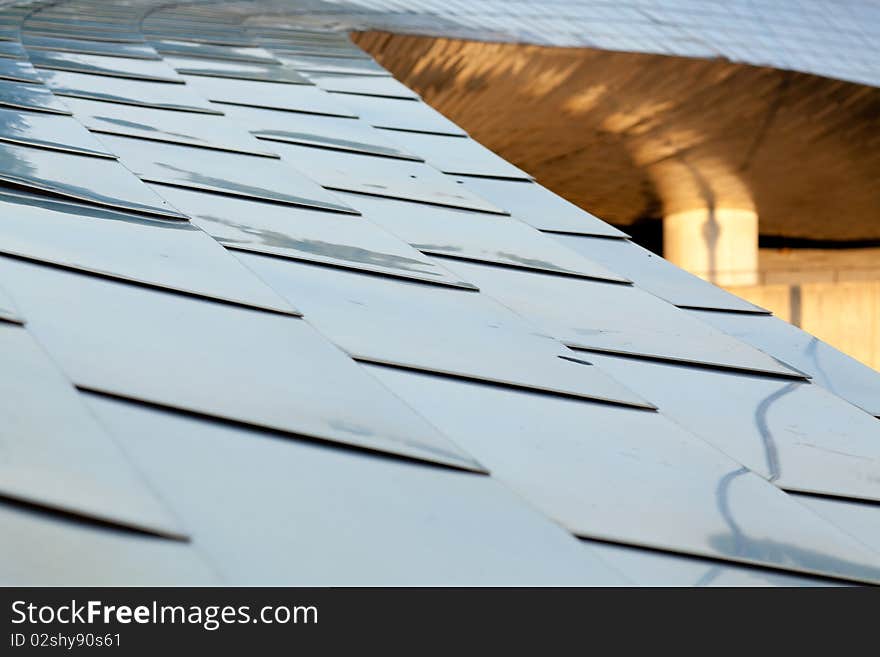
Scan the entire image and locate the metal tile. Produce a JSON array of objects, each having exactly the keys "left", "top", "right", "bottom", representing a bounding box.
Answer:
[
  {"left": 237, "top": 252, "right": 651, "bottom": 409},
  {"left": 0, "top": 40, "right": 25, "bottom": 59},
  {"left": 332, "top": 93, "right": 467, "bottom": 136},
  {"left": 88, "top": 394, "right": 627, "bottom": 585},
  {"left": 217, "top": 102, "right": 420, "bottom": 160},
  {"left": 0, "top": 282, "right": 22, "bottom": 324},
  {"left": 303, "top": 71, "right": 420, "bottom": 99},
  {"left": 0, "top": 106, "right": 116, "bottom": 158},
  {"left": 150, "top": 184, "right": 476, "bottom": 289},
  {"left": 267, "top": 140, "right": 508, "bottom": 214},
  {"left": 690, "top": 309, "right": 880, "bottom": 417},
  {"left": 366, "top": 364, "right": 880, "bottom": 584},
  {"left": 0, "top": 502, "right": 219, "bottom": 586},
  {"left": 0, "top": 257, "right": 479, "bottom": 473},
  {"left": 164, "top": 56, "right": 311, "bottom": 85},
  {"left": 0, "top": 59, "right": 43, "bottom": 84},
  {"left": 0, "top": 322, "right": 185, "bottom": 540},
  {"left": 0, "top": 140, "right": 186, "bottom": 219},
  {"left": 28, "top": 49, "right": 185, "bottom": 83},
  {"left": 22, "top": 26, "right": 145, "bottom": 44},
  {"left": 585, "top": 541, "right": 842, "bottom": 587},
  {"left": 453, "top": 177, "right": 628, "bottom": 237},
  {"left": 100, "top": 134, "right": 357, "bottom": 214},
  {"left": 335, "top": 191, "right": 630, "bottom": 282},
  {"left": 584, "top": 351, "right": 880, "bottom": 503},
  {"left": 0, "top": 188, "right": 296, "bottom": 314},
  {"left": 62, "top": 96, "right": 279, "bottom": 157},
  {"left": 0, "top": 78, "right": 72, "bottom": 115},
  {"left": 183, "top": 74, "right": 357, "bottom": 117},
  {"left": 21, "top": 34, "right": 162, "bottom": 59},
  {"left": 796, "top": 495, "right": 880, "bottom": 554},
  {"left": 436, "top": 258, "right": 803, "bottom": 377},
  {"left": 151, "top": 39, "right": 280, "bottom": 64},
  {"left": 380, "top": 130, "right": 533, "bottom": 180},
  {"left": 551, "top": 234, "right": 767, "bottom": 313},
  {"left": 40, "top": 69, "right": 225, "bottom": 114},
  {"left": 276, "top": 53, "right": 390, "bottom": 76}
]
